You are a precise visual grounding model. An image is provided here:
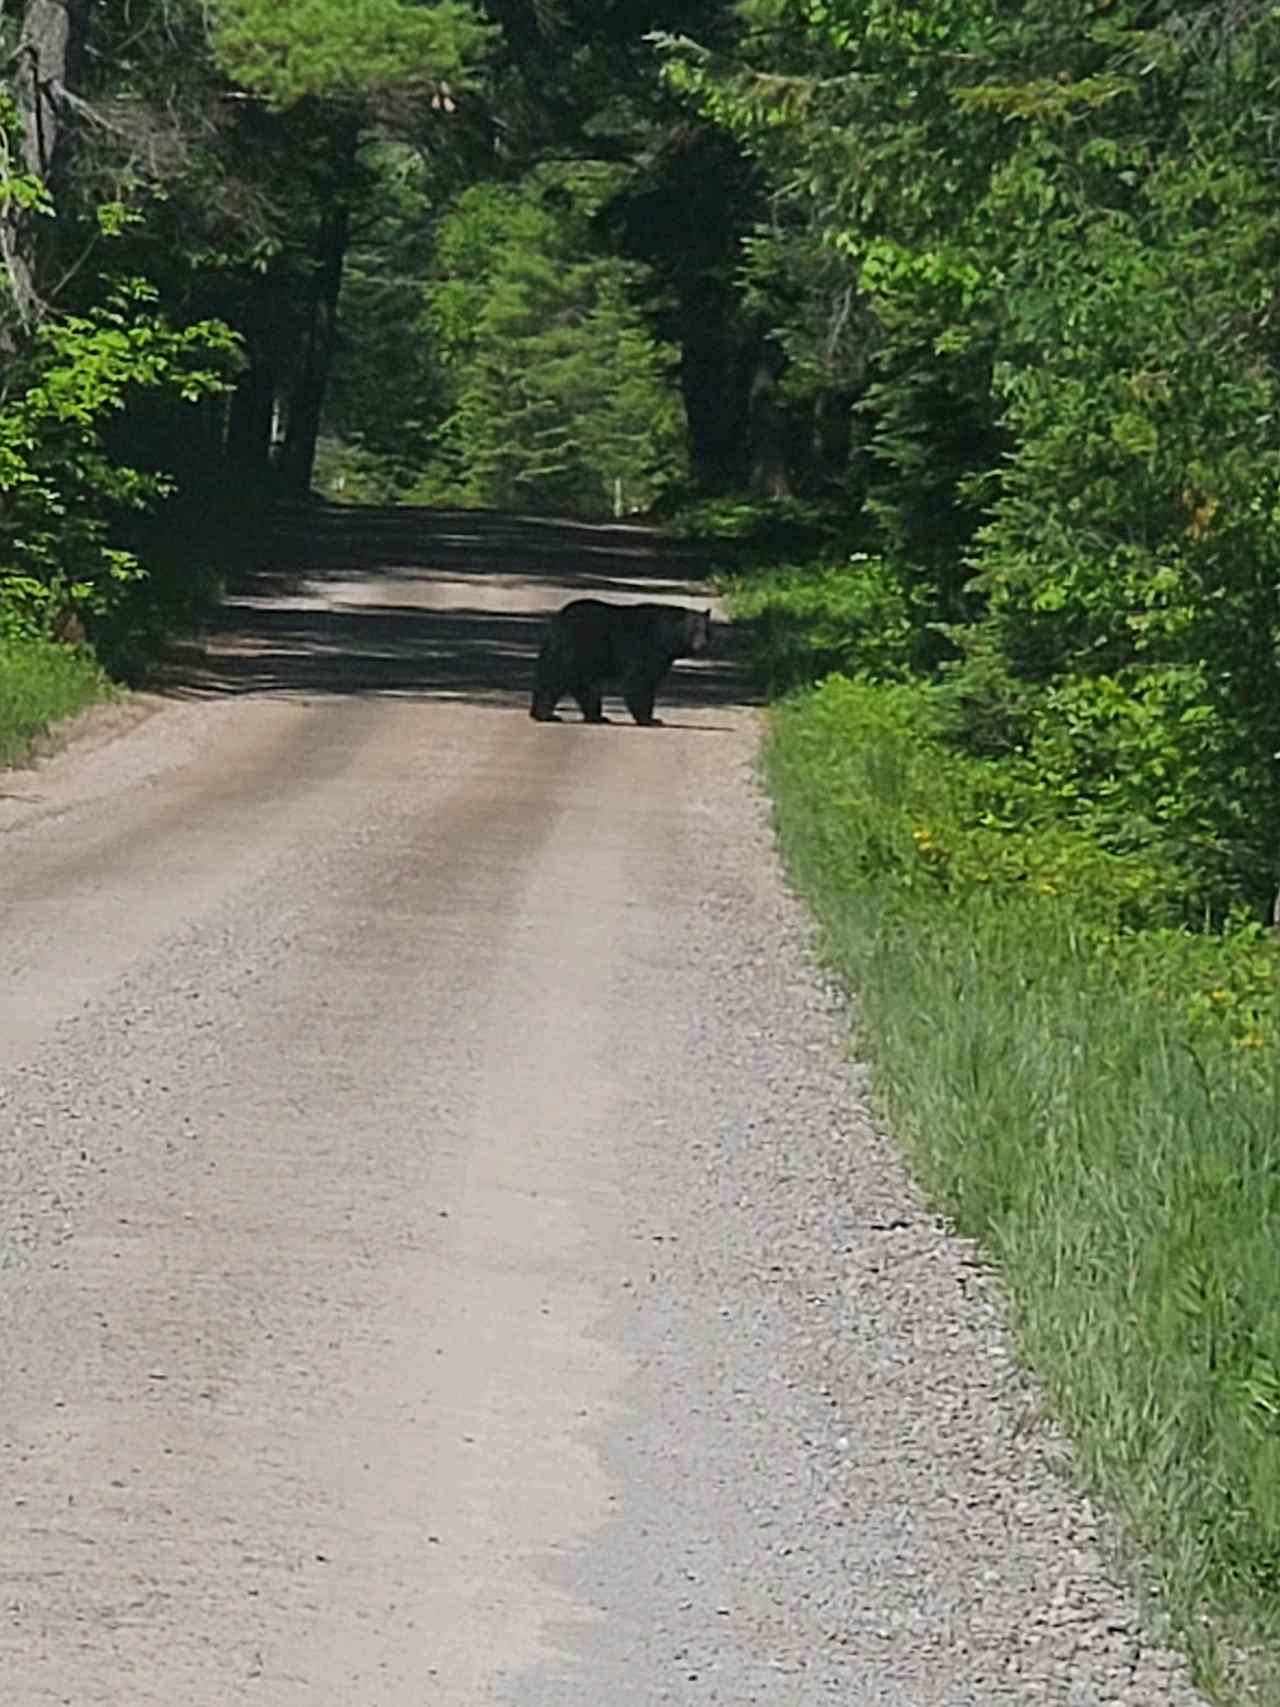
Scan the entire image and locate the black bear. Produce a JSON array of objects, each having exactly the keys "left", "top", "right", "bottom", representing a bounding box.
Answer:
[{"left": 529, "top": 599, "right": 712, "bottom": 726}]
